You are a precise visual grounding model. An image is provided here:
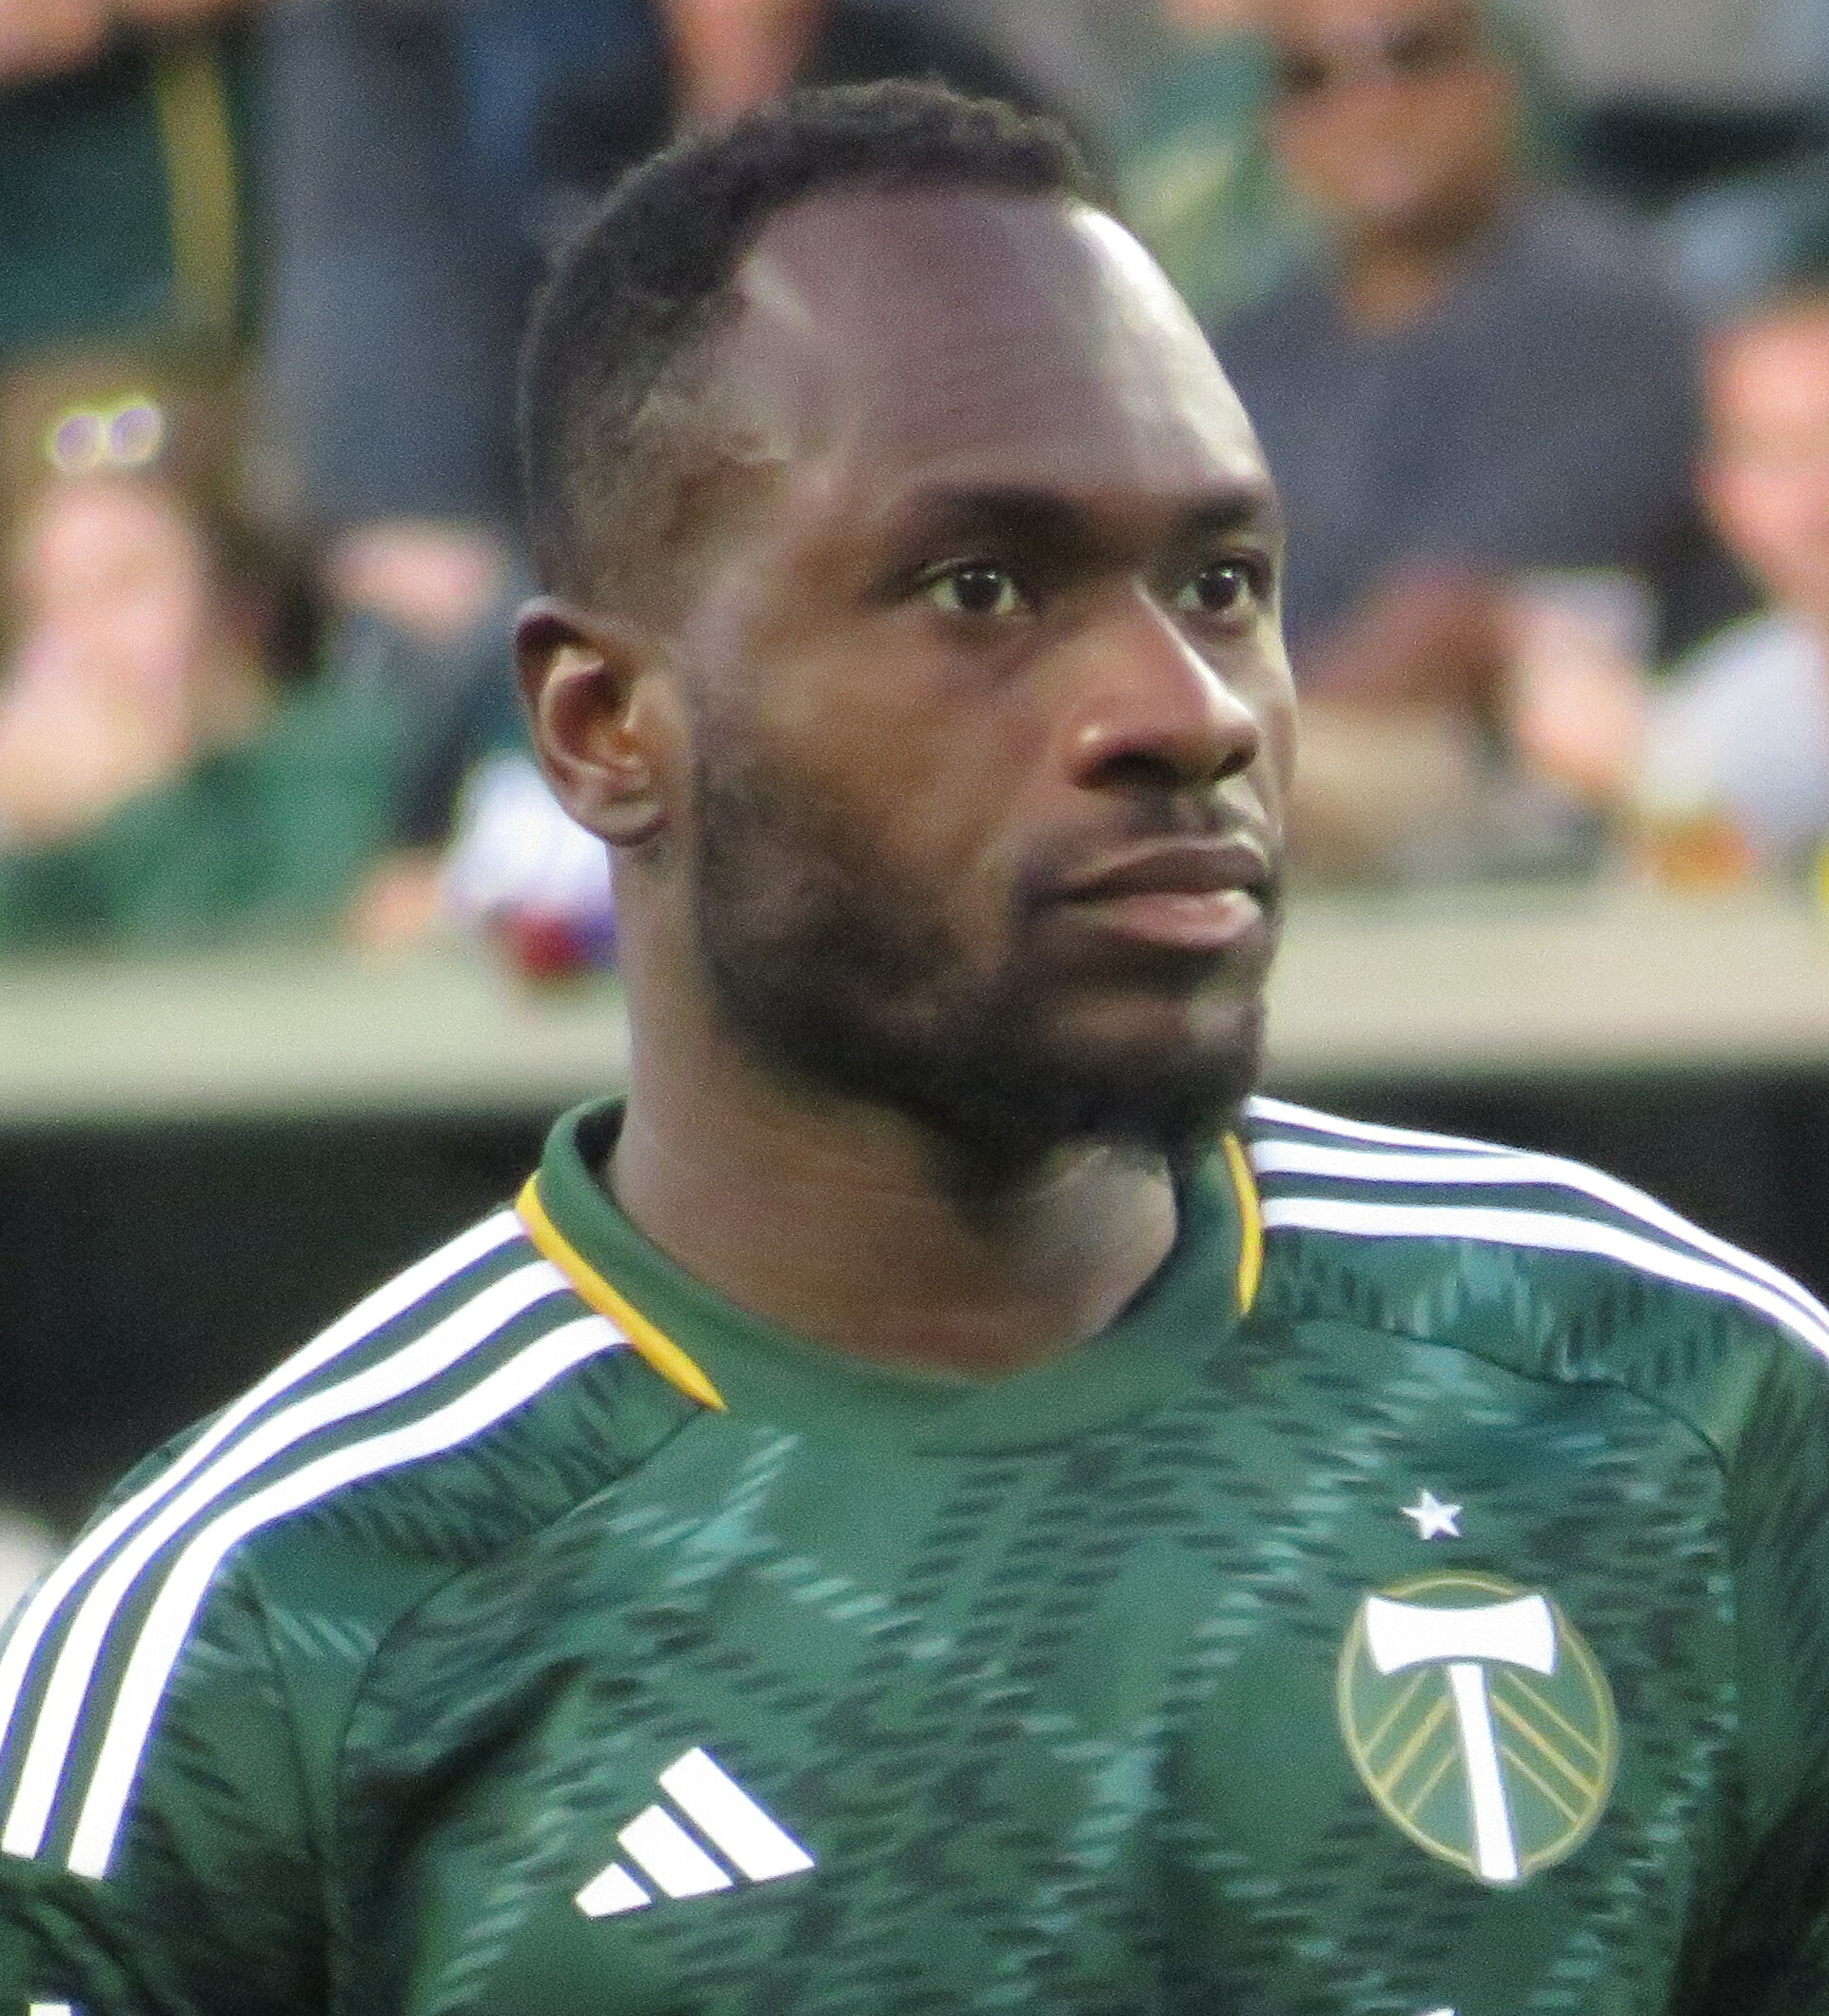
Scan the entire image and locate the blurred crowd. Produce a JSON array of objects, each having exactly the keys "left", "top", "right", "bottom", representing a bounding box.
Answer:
[{"left": 3, "top": 0, "right": 1829, "bottom": 970}]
